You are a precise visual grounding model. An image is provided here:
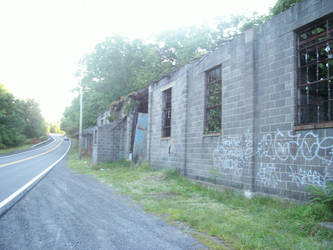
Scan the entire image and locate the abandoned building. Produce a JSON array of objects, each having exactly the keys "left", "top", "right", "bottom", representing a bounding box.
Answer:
[
  {"left": 97, "top": 110, "right": 111, "bottom": 127},
  {"left": 89, "top": 0, "right": 333, "bottom": 200},
  {"left": 92, "top": 87, "right": 149, "bottom": 164}
]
